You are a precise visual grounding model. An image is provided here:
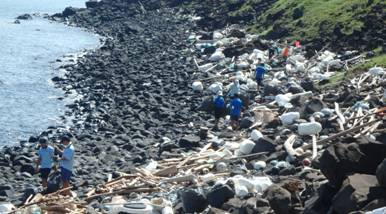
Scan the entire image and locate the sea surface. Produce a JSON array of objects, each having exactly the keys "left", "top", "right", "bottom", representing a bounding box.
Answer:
[{"left": 0, "top": 0, "right": 100, "bottom": 145}]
